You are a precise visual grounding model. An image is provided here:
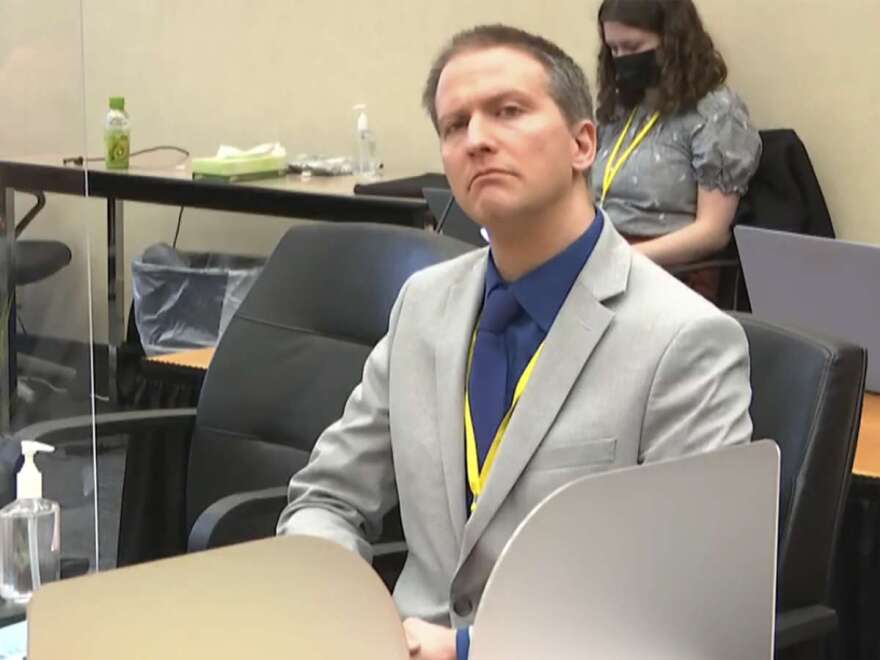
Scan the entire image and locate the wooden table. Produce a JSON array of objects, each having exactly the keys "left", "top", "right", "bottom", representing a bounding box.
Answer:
[
  {"left": 146, "top": 347, "right": 215, "bottom": 373},
  {"left": 854, "top": 393, "right": 880, "bottom": 480}
]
